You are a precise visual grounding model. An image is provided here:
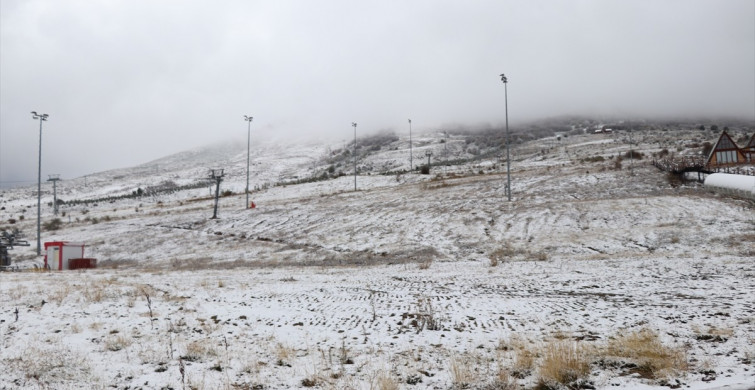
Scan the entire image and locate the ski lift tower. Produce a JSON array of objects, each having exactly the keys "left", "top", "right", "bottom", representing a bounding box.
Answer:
[
  {"left": 1, "top": 230, "right": 30, "bottom": 271},
  {"left": 47, "top": 174, "right": 61, "bottom": 215}
]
